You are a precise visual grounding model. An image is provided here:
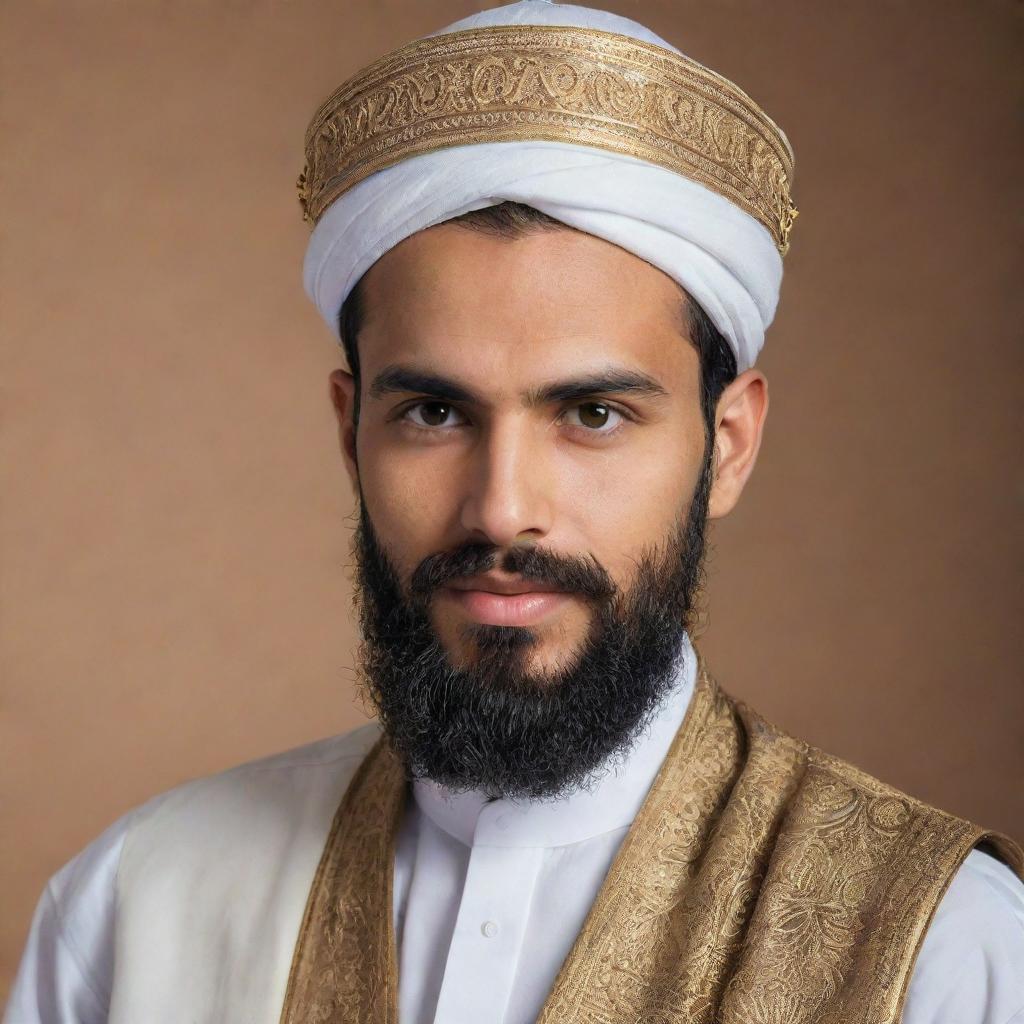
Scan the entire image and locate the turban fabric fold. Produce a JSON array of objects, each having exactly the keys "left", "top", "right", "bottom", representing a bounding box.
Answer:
[{"left": 301, "top": 1, "right": 796, "bottom": 372}]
